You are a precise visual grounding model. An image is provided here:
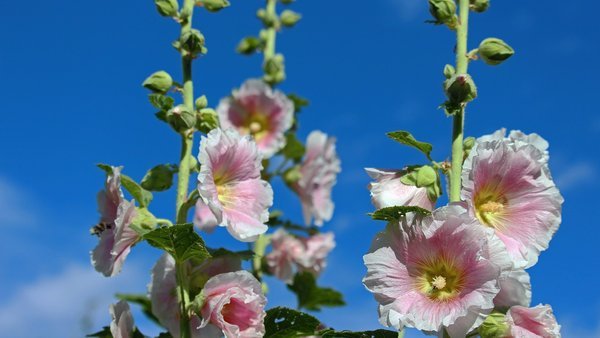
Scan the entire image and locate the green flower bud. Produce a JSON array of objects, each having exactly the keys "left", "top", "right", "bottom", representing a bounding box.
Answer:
[
  {"left": 195, "top": 95, "right": 208, "bottom": 110},
  {"left": 283, "top": 165, "right": 302, "bottom": 185},
  {"left": 463, "top": 136, "right": 476, "bottom": 160},
  {"left": 142, "top": 71, "right": 173, "bottom": 93},
  {"left": 168, "top": 104, "right": 196, "bottom": 132},
  {"left": 428, "top": 0, "right": 458, "bottom": 27},
  {"left": 198, "top": 0, "right": 230, "bottom": 12},
  {"left": 179, "top": 29, "right": 207, "bottom": 58},
  {"left": 280, "top": 10, "right": 301, "bottom": 27},
  {"left": 478, "top": 38, "right": 514, "bottom": 66},
  {"left": 470, "top": 0, "right": 490, "bottom": 13},
  {"left": 257, "top": 9, "right": 278, "bottom": 27},
  {"left": 141, "top": 164, "right": 176, "bottom": 191},
  {"left": 480, "top": 312, "right": 509, "bottom": 338},
  {"left": 416, "top": 166, "right": 437, "bottom": 187},
  {"left": 263, "top": 54, "right": 286, "bottom": 85},
  {"left": 444, "top": 74, "right": 477, "bottom": 104},
  {"left": 443, "top": 64, "right": 456, "bottom": 79},
  {"left": 237, "top": 36, "right": 262, "bottom": 55},
  {"left": 154, "top": 0, "right": 179, "bottom": 17},
  {"left": 196, "top": 108, "right": 219, "bottom": 134}
]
